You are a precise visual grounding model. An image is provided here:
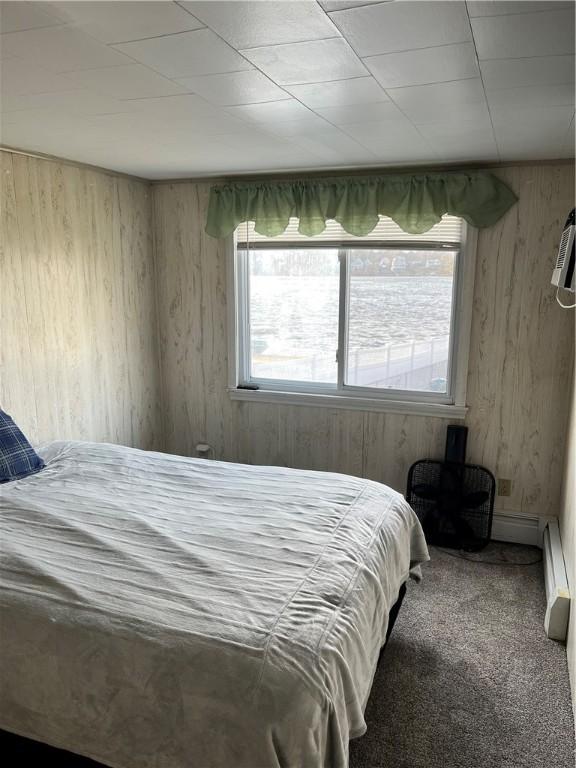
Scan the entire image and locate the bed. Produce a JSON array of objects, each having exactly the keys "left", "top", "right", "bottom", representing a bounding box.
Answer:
[{"left": 0, "top": 440, "right": 429, "bottom": 768}]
